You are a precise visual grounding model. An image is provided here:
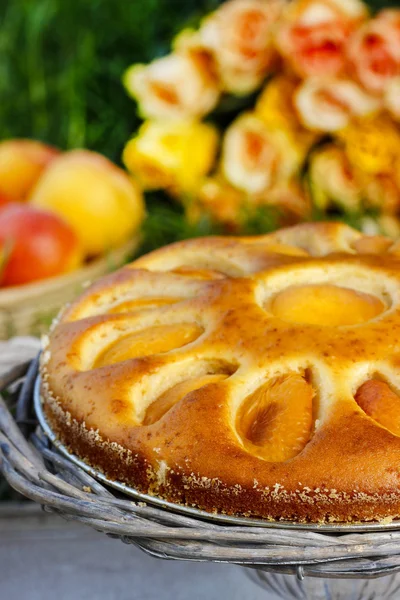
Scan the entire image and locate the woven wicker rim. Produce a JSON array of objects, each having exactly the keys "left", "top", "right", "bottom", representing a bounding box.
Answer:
[{"left": 2, "top": 357, "right": 400, "bottom": 579}]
